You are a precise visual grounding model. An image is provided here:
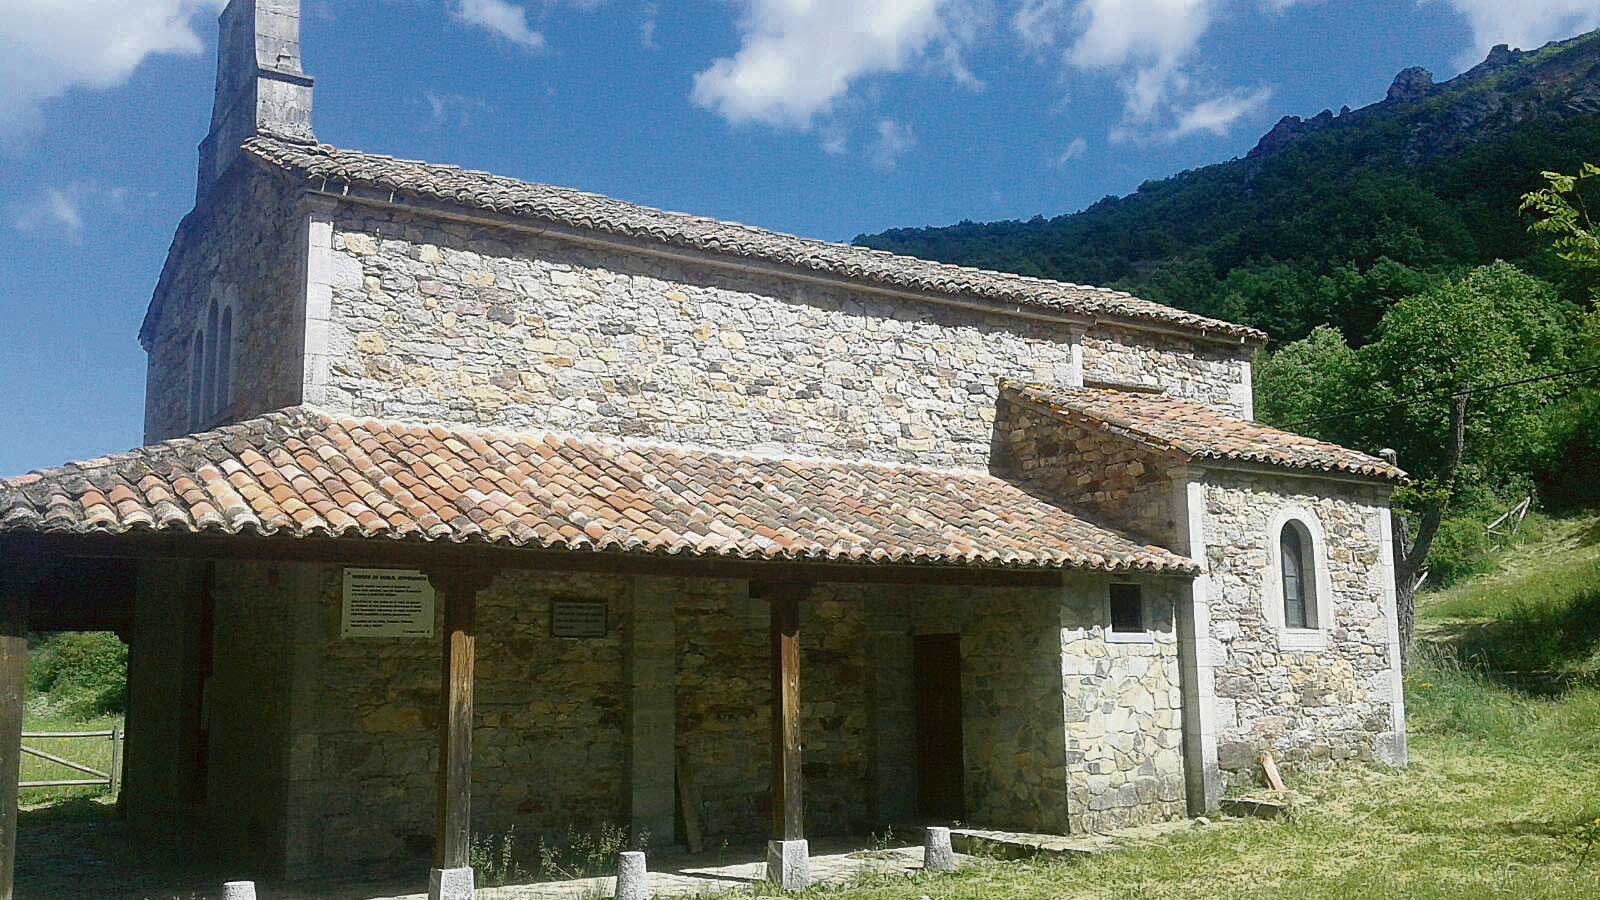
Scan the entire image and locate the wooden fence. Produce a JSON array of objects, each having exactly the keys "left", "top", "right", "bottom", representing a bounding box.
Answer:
[{"left": 20, "top": 729, "right": 122, "bottom": 793}]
